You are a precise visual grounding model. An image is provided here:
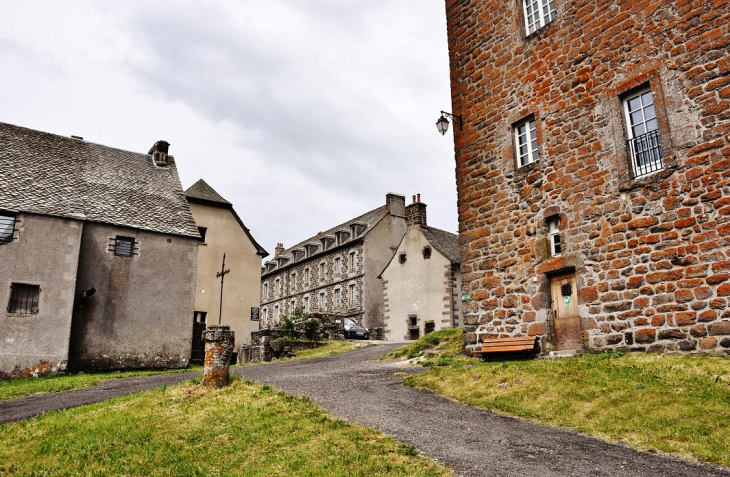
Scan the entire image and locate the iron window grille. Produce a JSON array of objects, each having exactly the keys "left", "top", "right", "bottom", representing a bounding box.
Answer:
[
  {"left": 624, "top": 88, "right": 664, "bottom": 178},
  {"left": 515, "top": 118, "right": 539, "bottom": 167},
  {"left": 8, "top": 283, "right": 40, "bottom": 314},
  {"left": 114, "top": 236, "right": 135, "bottom": 257},
  {"left": 0, "top": 213, "right": 16, "bottom": 242},
  {"left": 523, "top": 0, "right": 556, "bottom": 35}
]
